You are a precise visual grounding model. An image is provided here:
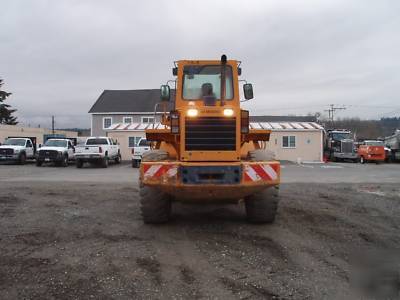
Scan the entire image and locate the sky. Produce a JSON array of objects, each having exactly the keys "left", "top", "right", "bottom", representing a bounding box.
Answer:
[{"left": 1, "top": 0, "right": 399, "bottom": 128}]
